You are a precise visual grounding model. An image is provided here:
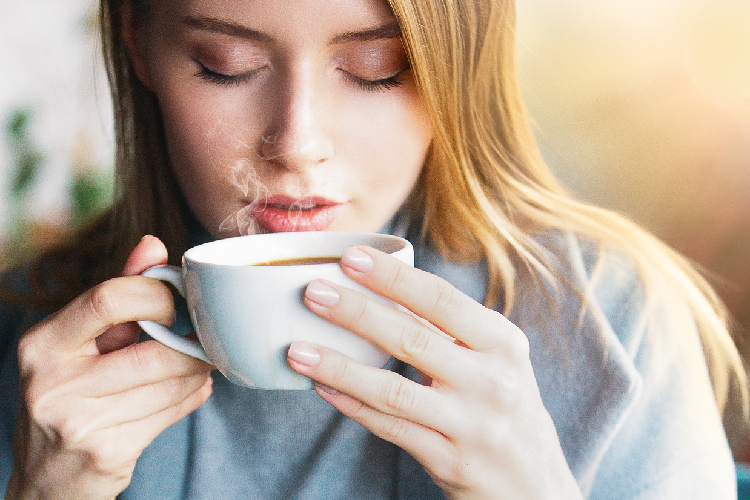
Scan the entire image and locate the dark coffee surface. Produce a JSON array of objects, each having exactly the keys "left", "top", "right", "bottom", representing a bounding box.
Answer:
[{"left": 254, "top": 256, "right": 340, "bottom": 266}]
